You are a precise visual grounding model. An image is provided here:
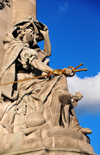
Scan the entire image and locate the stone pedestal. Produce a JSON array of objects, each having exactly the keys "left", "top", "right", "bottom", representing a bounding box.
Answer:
[{"left": 0, "top": 128, "right": 96, "bottom": 155}]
